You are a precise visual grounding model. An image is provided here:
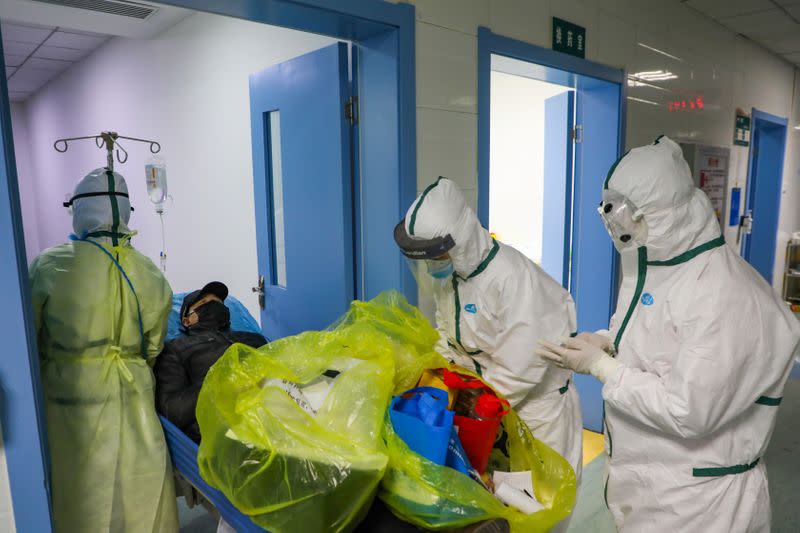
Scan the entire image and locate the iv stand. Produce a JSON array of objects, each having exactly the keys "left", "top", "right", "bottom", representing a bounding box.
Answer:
[{"left": 53, "top": 131, "right": 161, "bottom": 172}]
